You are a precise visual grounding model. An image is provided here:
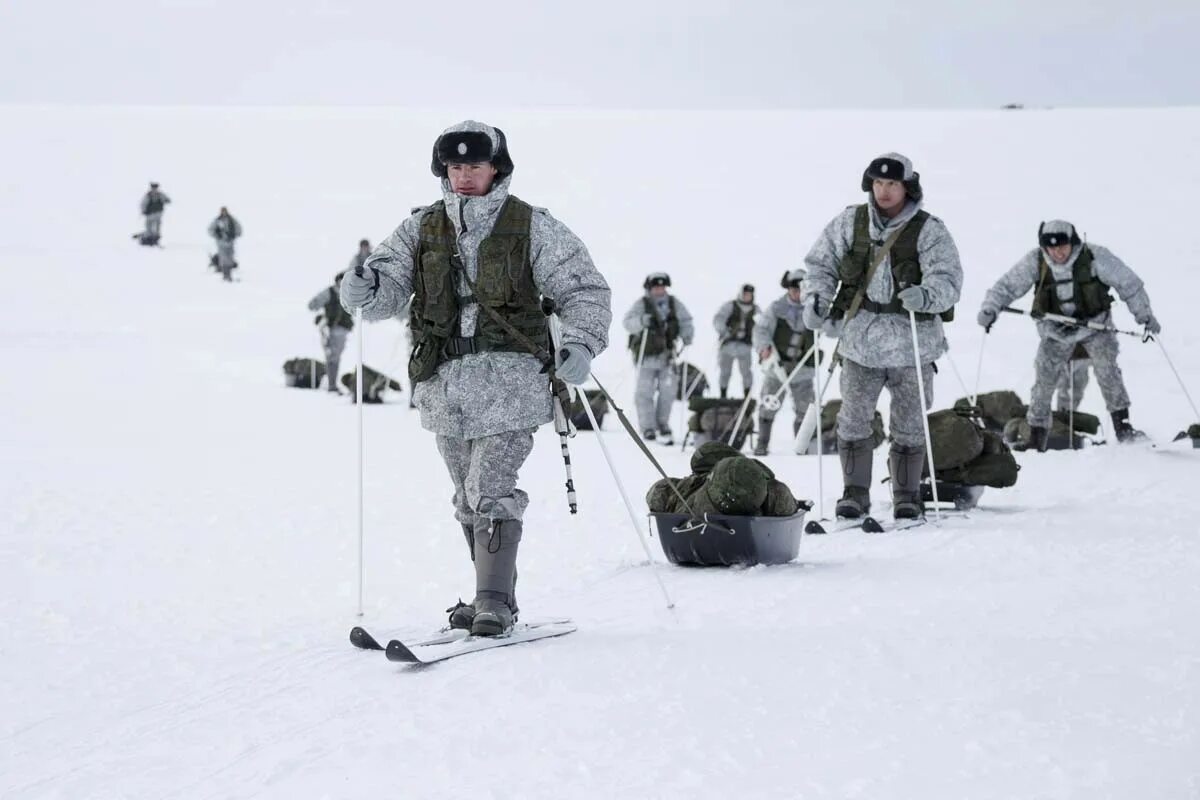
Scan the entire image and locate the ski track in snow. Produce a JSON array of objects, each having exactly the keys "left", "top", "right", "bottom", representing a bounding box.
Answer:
[{"left": 1, "top": 106, "right": 1199, "bottom": 799}]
